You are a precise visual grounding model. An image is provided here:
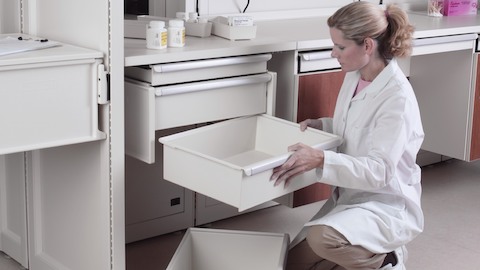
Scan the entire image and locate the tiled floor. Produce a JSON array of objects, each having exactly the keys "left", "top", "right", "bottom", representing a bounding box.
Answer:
[{"left": 1, "top": 159, "right": 479, "bottom": 269}]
